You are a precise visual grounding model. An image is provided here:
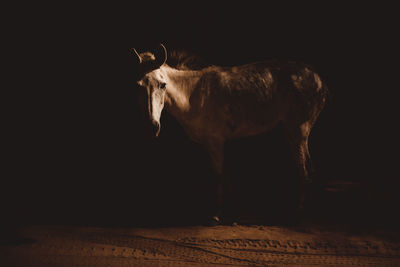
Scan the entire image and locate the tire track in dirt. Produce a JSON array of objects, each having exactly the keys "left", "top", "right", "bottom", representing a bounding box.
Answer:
[
  {"left": 176, "top": 237, "right": 400, "bottom": 266},
  {"left": 1, "top": 226, "right": 400, "bottom": 266}
]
